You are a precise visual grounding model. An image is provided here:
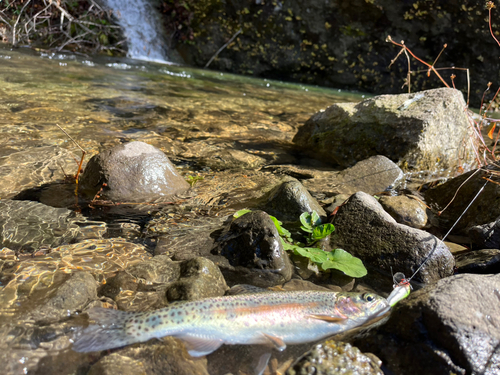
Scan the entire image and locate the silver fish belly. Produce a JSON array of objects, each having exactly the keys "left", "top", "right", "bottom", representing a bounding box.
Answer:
[{"left": 72, "top": 290, "right": 390, "bottom": 356}]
